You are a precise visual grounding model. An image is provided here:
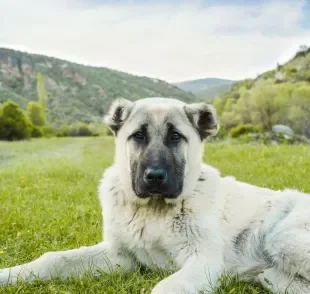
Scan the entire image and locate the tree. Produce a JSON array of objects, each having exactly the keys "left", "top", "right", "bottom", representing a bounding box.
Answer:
[
  {"left": 212, "top": 97, "right": 226, "bottom": 116},
  {"left": 36, "top": 73, "right": 47, "bottom": 120},
  {"left": 27, "top": 101, "right": 46, "bottom": 126},
  {"left": 289, "top": 85, "right": 310, "bottom": 137},
  {"left": 0, "top": 101, "right": 31, "bottom": 141},
  {"left": 233, "top": 91, "right": 252, "bottom": 124},
  {"left": 250, "top": 85, "right": 285, "bottom": 130}
]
